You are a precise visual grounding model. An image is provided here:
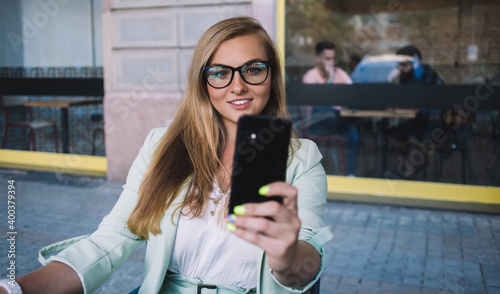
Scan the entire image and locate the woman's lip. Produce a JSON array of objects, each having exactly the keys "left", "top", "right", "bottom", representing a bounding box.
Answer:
[
  {"left": 227, "top": 98, "right": 253, "bottom": 109},
  {"left": 228, "top": 98, "right": 253, "bottom": 103}
]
